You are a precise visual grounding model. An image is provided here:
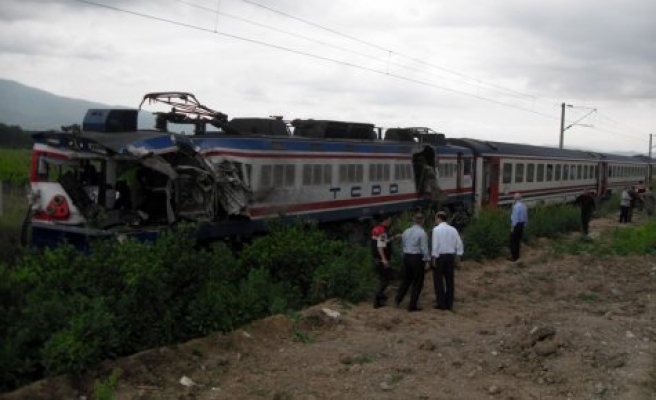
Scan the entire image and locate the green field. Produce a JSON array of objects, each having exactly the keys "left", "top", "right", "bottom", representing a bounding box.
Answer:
[{"left": 0, "top": 148, "right": 31, "bottom": 185}]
